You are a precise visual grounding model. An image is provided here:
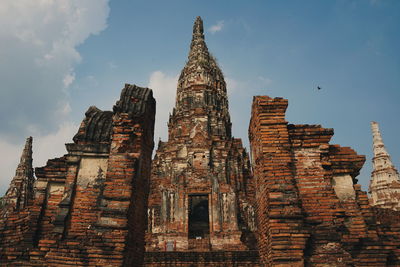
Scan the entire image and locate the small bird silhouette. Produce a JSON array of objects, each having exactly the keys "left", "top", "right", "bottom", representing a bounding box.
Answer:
[{"left": 317, "top": 86, "right": 321, "bottom": 90}]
